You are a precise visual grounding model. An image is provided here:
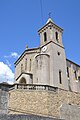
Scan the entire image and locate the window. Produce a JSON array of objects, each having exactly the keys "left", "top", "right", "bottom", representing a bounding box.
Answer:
[
  {"left": 44, "top": 32, "right": 47, "bottom": 42},
  {"left": 25, "top": 58, "right": 27, "bottom": 70},
  {"left": 67, "top": 67, "right": 69, "bottom": 77},
  {"left": 59, "top": 71, "right": 62, "bottom": 84},
  {"left": 74, "top": 71, "right": 77, "bottom": 80},
  {"left": 78, "top": 76, "right": 80, "bottom": 81},
  {"left": 36, "top": 59, "right": 38, "bottom": 68},
  {"left": 37, "top": 78, "right": 38, "bottom": 83},
  {"left": 21, "top": 64, "right": 23, "bottom": 72},
  {"left": 57, "top": 52, "right": 60, "bottom": 56},
  {"left": 29, "top": 59, "right": 31, "bottom": 71},
  {"left": 55, "top": 32, "right": 59, "bottom": 42}
]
